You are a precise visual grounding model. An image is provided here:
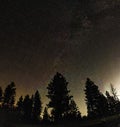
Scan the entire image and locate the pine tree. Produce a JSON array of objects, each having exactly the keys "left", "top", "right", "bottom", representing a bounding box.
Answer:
[
  {"left": 43, "top": 107, "right": 50, "bottom": 123},
  {"left": 17, "top": 96, "right": 24, "bottom": 121},
  {"left": 3, "top": 82, "right": 16, "bottom": 108},
  {"left": 97, "top": 93, "right": 109, "bottom": 117},
  {"left": 110, "top": 84, "right": 119, "bottom": 101},
  {"left": 65, "top": 99, "right": 81, "bottom": 121},
  {"left": 23, "top": 95, "right": 33, "bottom": 121},
  {"left": 106, "top": 86, "right": 120, "bottom": 115},
  {"left": 106, "top": 91, "right": 116, "bottom": 115},
  {"left": 17, "top": 96, "right": 23, "bottom": 112},
  {"left": 85, "top": 78, "right": 97, "bottom": 117},
  {"left": 110, "top": 84, "right": 120, "bottom": 113},
  {"left": 70, "top": 99, "right": 81, "bottom": 118},
  {"left": 85, "top": 78, "right": 108, "bottom": 118},
  {"left": 33, "top": 90, "right": 42, "bottom": 121},
  {"left": 47, "top": 72, "right": 72, "bottom": 122}
]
